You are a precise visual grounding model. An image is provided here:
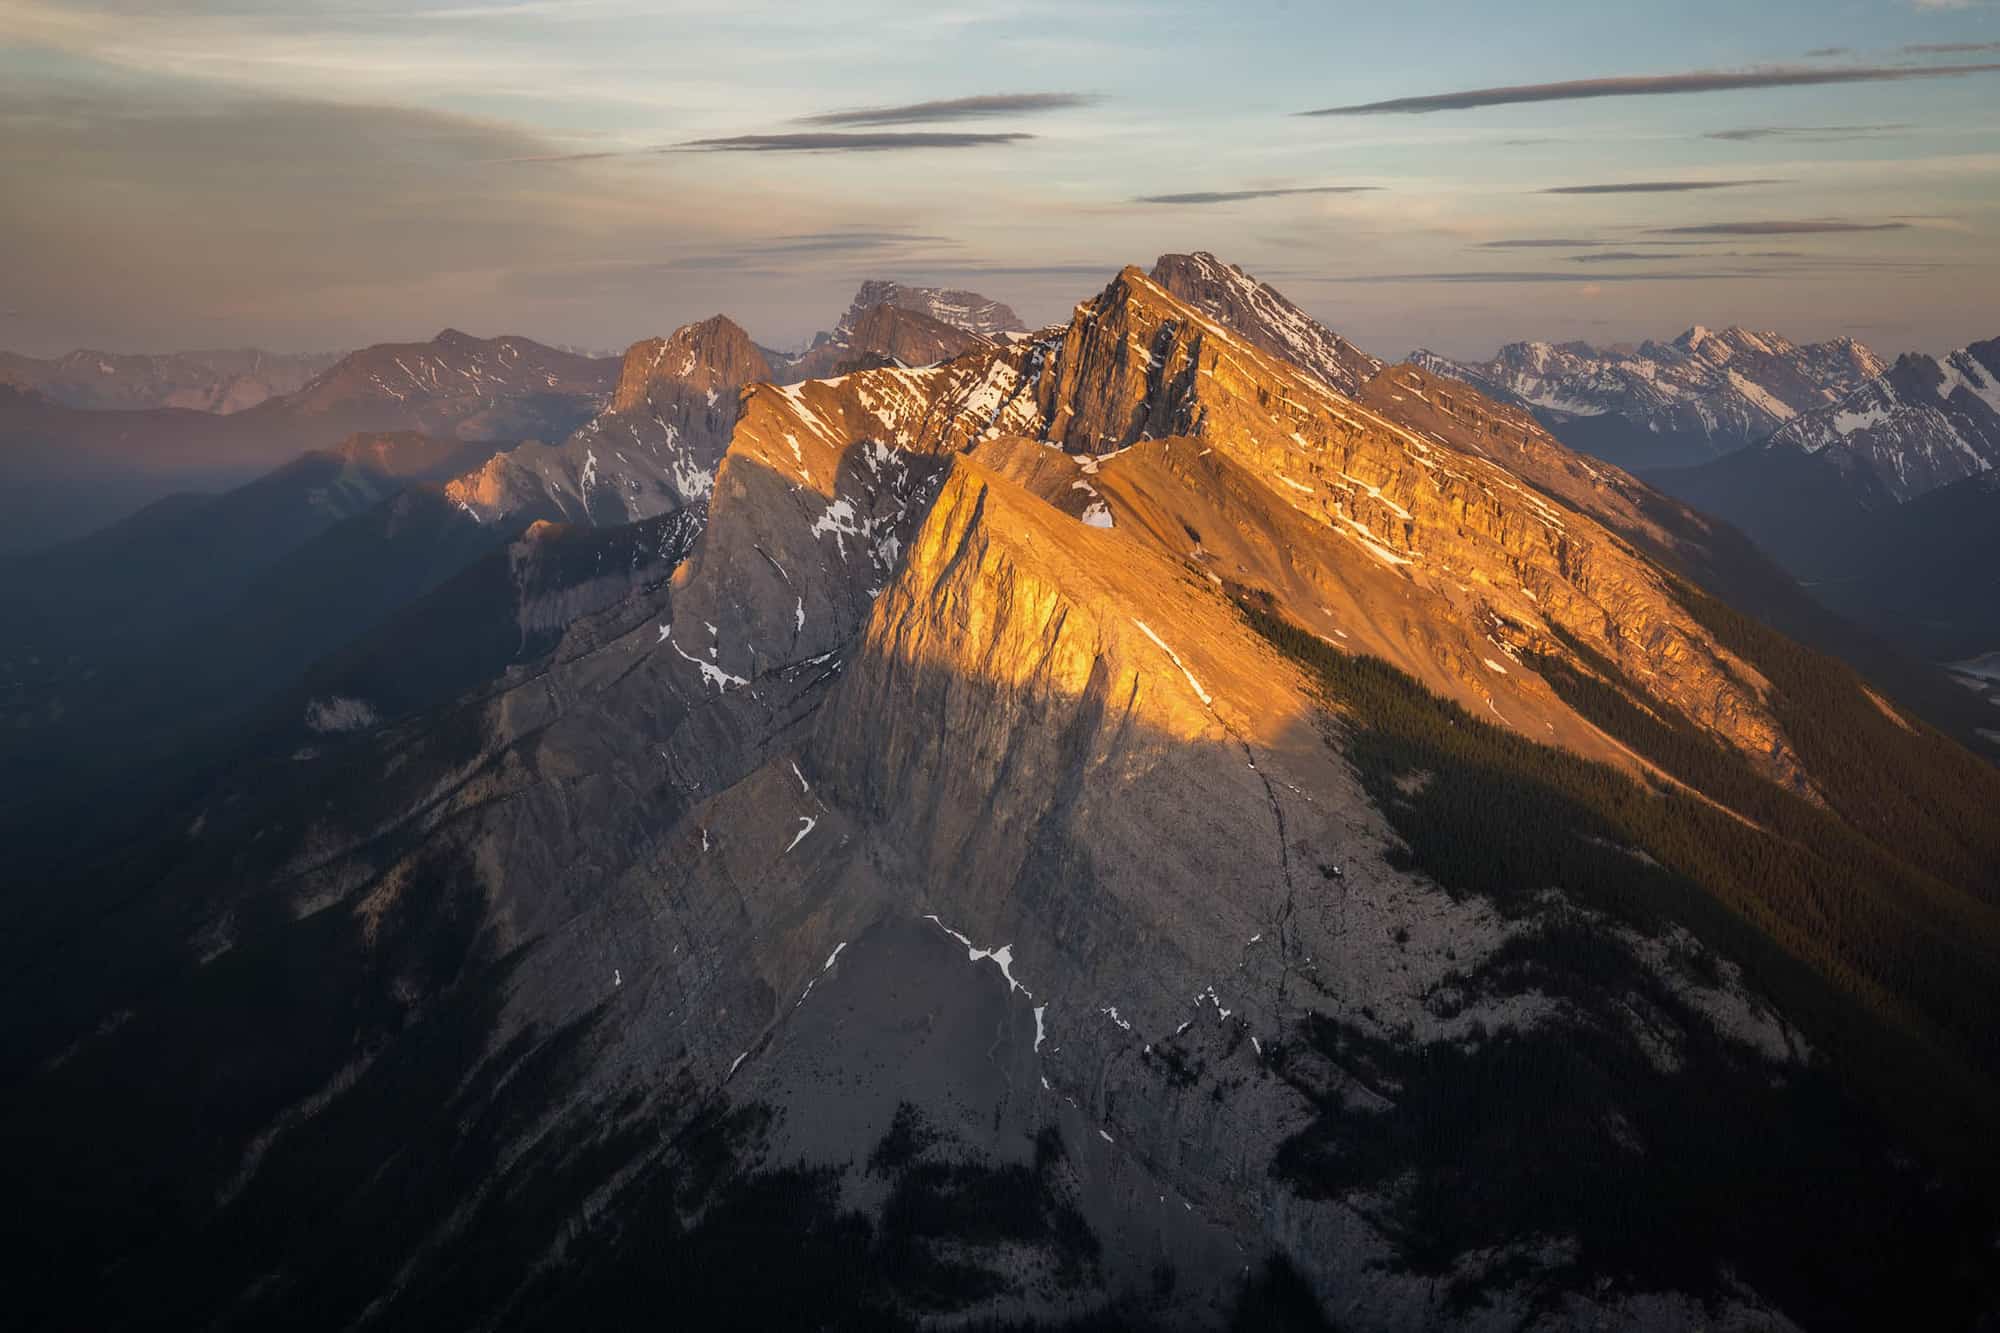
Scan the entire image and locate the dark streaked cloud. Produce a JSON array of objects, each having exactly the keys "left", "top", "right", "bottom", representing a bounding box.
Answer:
[
  {"left": 1651, "top": 220, "right": 1909, "bottom": 235},
  {"left": 799, "top": 92, "right": 1097, "bottom": 127},
  {"left": 1905, "top": 43, "right": 2000, "bottom": 56},
  {"left": 677, "top": 131, "right": 1033, "bottom": 152},
  {"left": 1301, "top": 62, "right": 2000, "bottom": 115},
  {"left": 1320, "top": 270, "right": 1767, "bottom": 284},
  {"left": 1705, "top": 123, "right": 1911, "bottom": 142},
  {"left": 1569, "top": 249, "right": 1806, "bottom": 263},
  {"left": 1479, "top": 238, "right": 1607, "bottom": 248},
  {"left": 1134, "top": 185, "right": 1380, "bottom": 205},
  {"left": 1804, "top": 47, "right": 1852, "bottom": 59},
  {"left": 1540, "top": 178, "right": 1786, "bottom": 194},
  {"left": 750, "top": 230, "right": 956, "bottom": 254}
]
